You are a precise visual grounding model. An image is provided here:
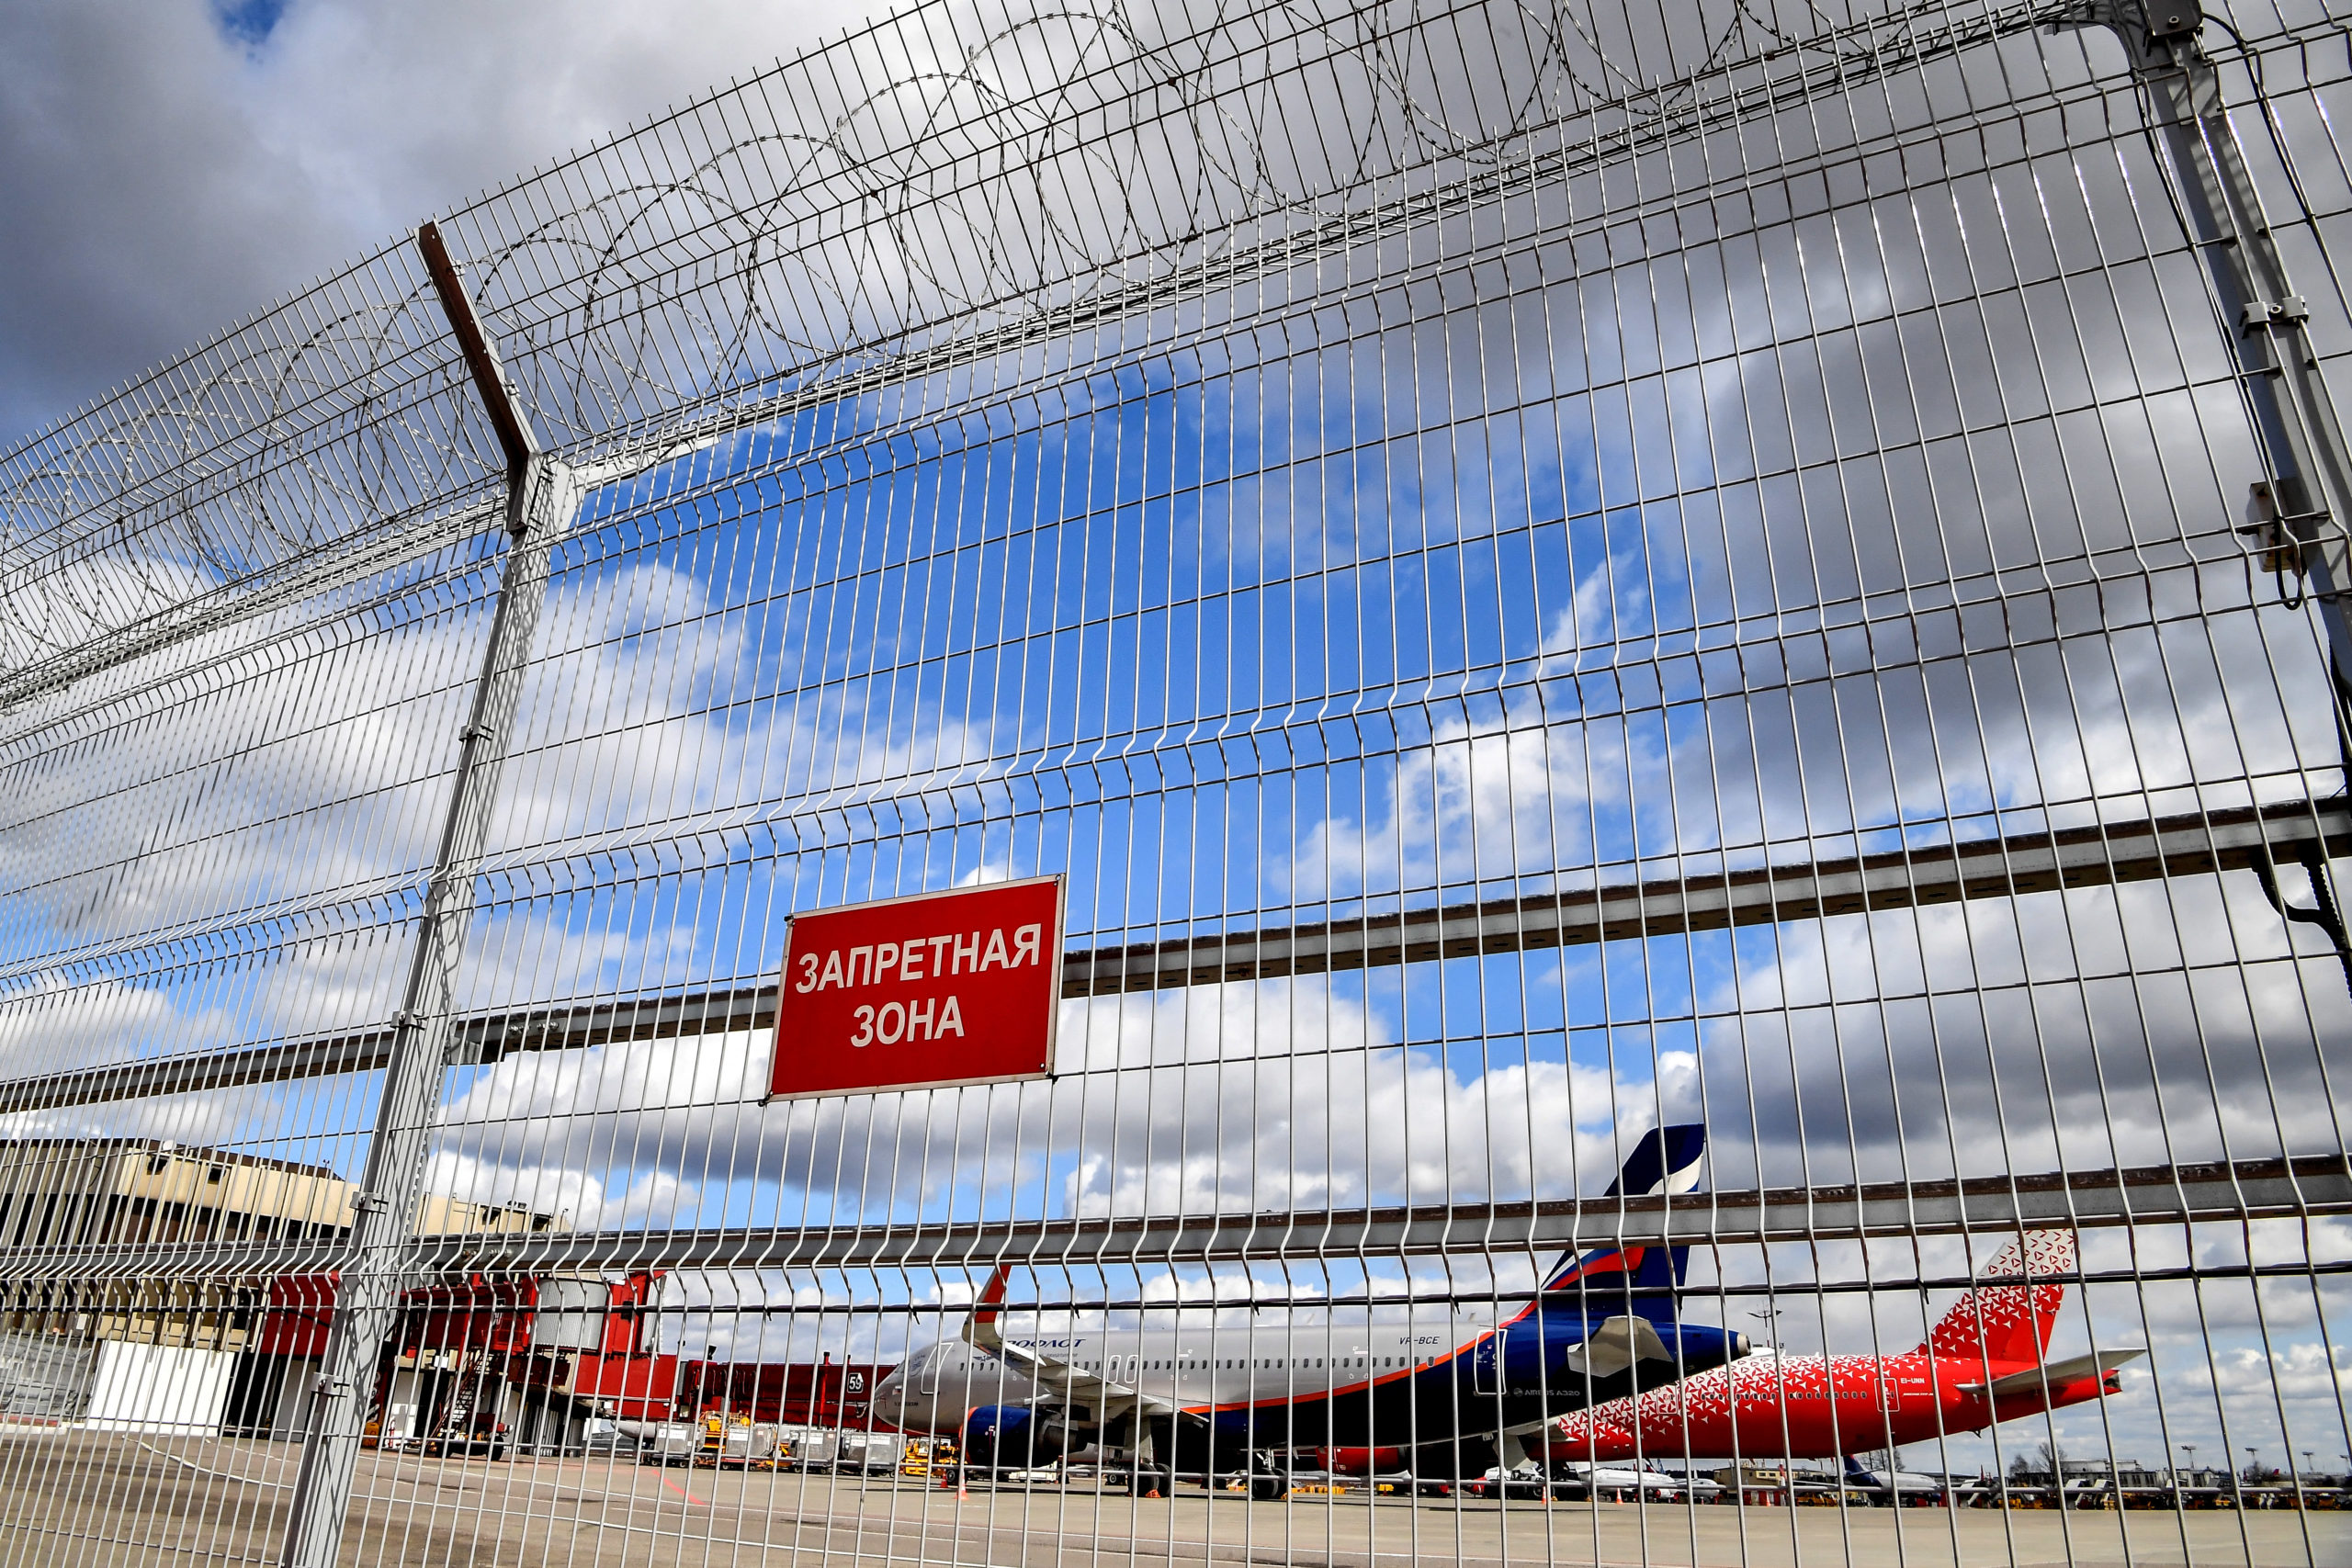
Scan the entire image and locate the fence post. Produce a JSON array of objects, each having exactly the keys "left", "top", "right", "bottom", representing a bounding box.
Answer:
[
  {"left": 2064, "top": 0, "right": 2352, "bottom": 973},
  {"left": 2067, "top": 0, "right": 2352, "bottom": 719},
  {"left": 276, "top": 220, "right": 571, "bottom": 1568}
]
